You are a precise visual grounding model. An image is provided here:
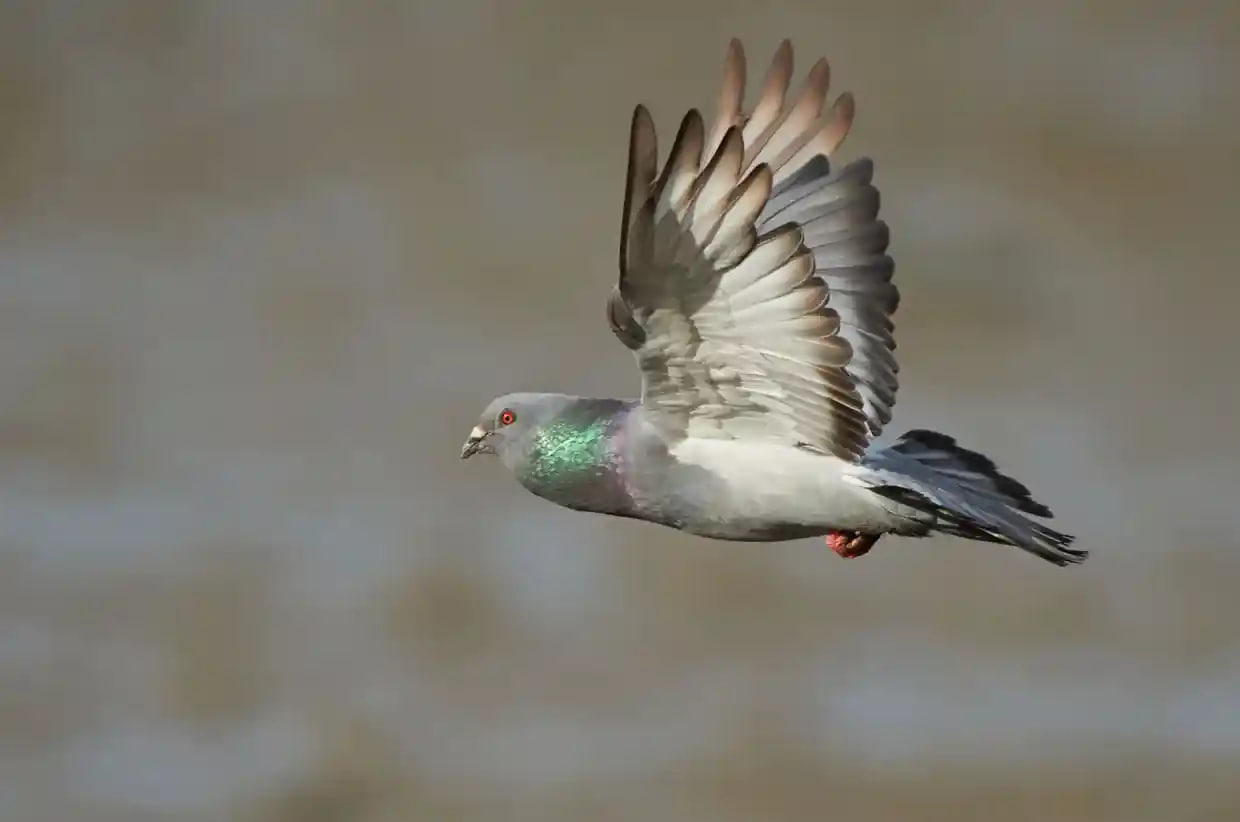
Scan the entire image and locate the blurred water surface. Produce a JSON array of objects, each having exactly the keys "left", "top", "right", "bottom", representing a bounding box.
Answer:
[{"left": 2, "top": 2, "right": 1239, "bottom": 820}]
